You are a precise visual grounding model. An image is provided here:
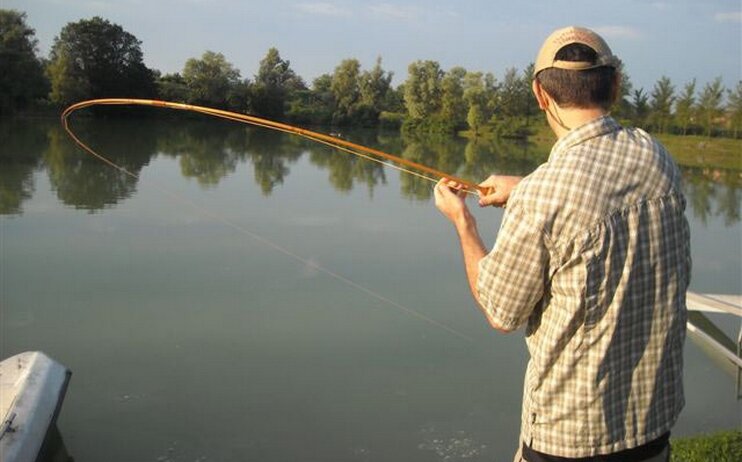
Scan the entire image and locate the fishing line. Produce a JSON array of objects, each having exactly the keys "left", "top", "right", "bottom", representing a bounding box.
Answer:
[{"left": 62, "top": 100, "right": 475, "bottom": 342}]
